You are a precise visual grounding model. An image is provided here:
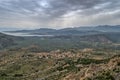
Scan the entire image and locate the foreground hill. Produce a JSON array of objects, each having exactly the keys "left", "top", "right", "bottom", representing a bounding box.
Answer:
[{"left": 0, "top": 48, "right": 120, "bottom": 80}]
